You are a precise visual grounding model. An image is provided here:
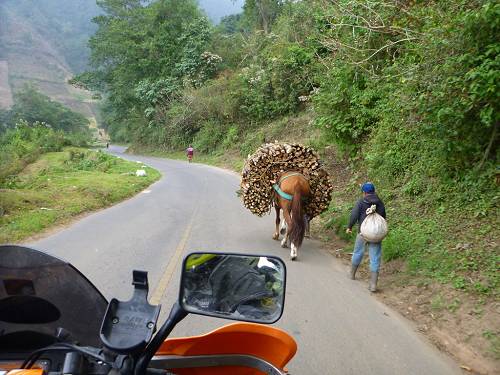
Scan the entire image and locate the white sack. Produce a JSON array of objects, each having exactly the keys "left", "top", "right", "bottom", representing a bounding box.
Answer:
[
  {"left": 360, "top": 204, "right": 388, "bottom": 243},
  {"left": 136, "top": 169, "right": 147, "bottom": 177}
]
